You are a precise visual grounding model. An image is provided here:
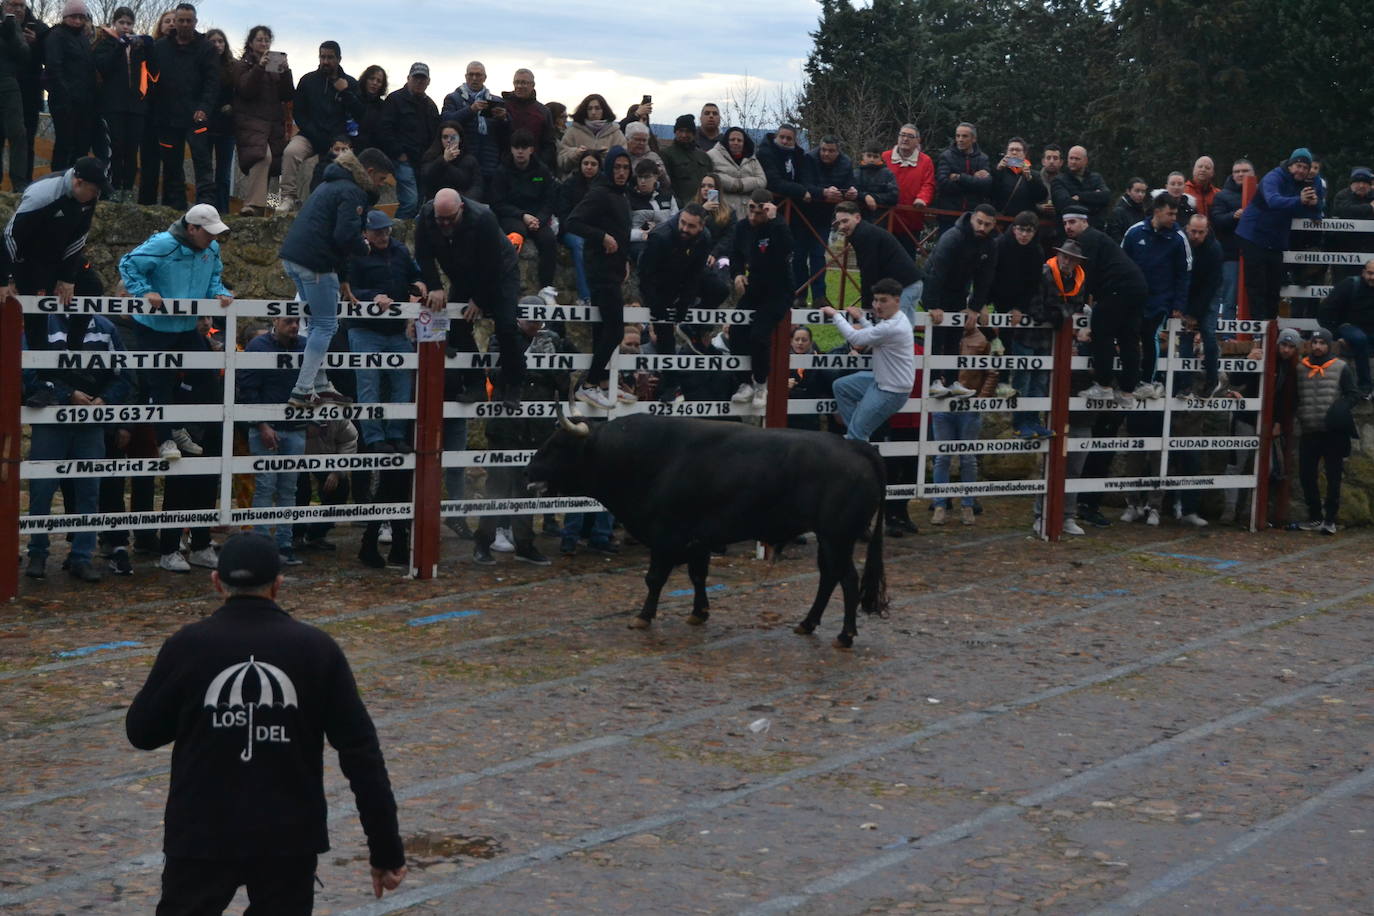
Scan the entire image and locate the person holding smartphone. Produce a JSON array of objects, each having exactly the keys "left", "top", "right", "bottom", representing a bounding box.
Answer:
[
  {"left": 232, "top": 26, "right": 292, "bottom": 216},
  {"left": 990, "top": 136, "right": 1046, "bottom": 217}
]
